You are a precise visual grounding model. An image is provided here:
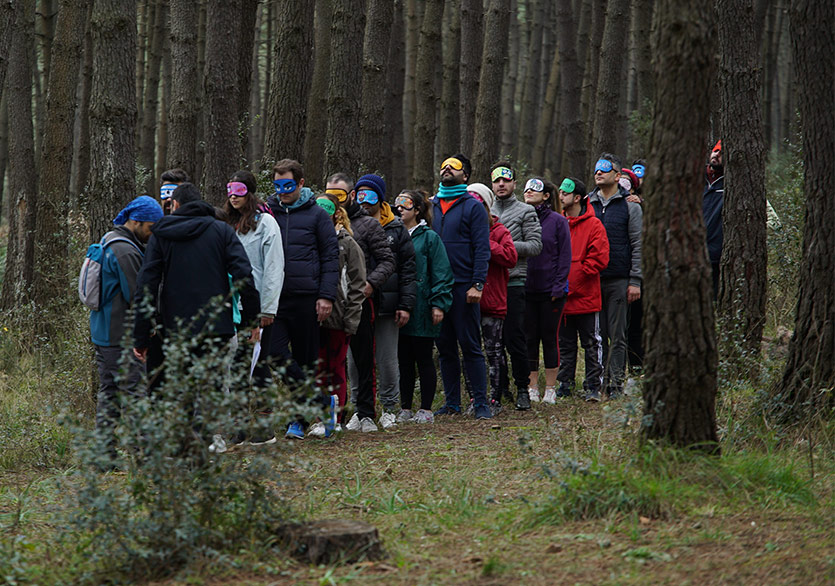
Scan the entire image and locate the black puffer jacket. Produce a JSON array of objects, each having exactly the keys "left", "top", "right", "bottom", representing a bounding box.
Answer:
[
  {"left": 346, "top": 200, "right": 396, "bottom": 291},
  {"left": 378, "top": 203, "right": 417, "bottom": 315}
]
